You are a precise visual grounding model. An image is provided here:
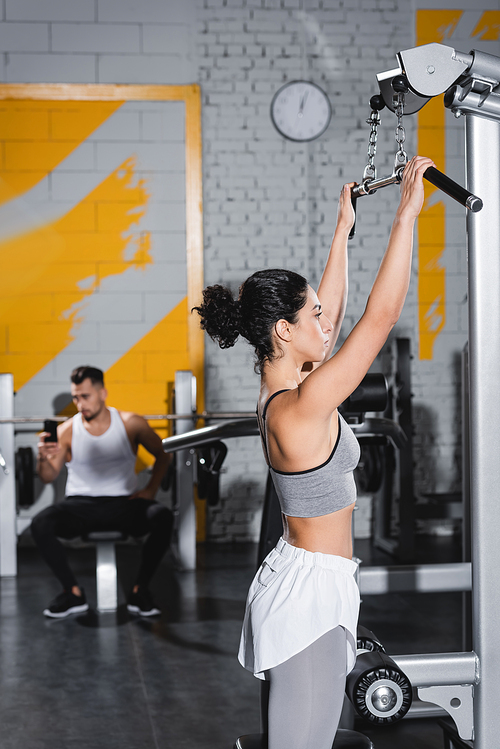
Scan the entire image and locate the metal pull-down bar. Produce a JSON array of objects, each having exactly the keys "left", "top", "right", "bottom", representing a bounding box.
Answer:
[{"left": 352, "top": 164, "right": 483, "bottom": 211}]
